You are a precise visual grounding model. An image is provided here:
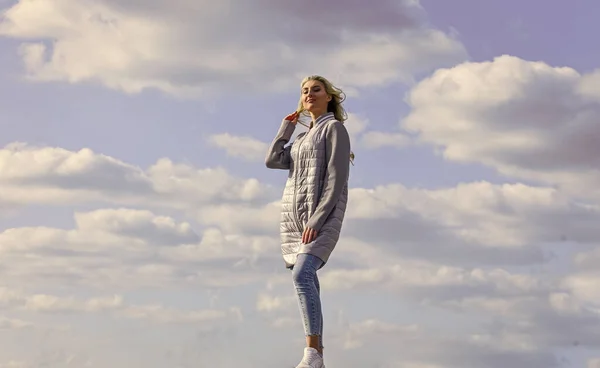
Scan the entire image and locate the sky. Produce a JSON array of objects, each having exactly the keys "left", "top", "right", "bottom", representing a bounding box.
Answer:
[{"left": 0, "top": 0, "right": 599, "bottom": 367}]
